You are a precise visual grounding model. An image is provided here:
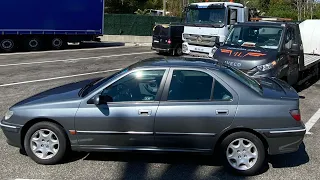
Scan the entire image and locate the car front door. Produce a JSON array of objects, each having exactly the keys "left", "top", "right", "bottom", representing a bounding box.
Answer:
[
  {"left": 154, "top": 68, "right": 238, "bottom": 150},
  {"left": 75, "top": 68, "right": 168, "bottom": 148}
]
